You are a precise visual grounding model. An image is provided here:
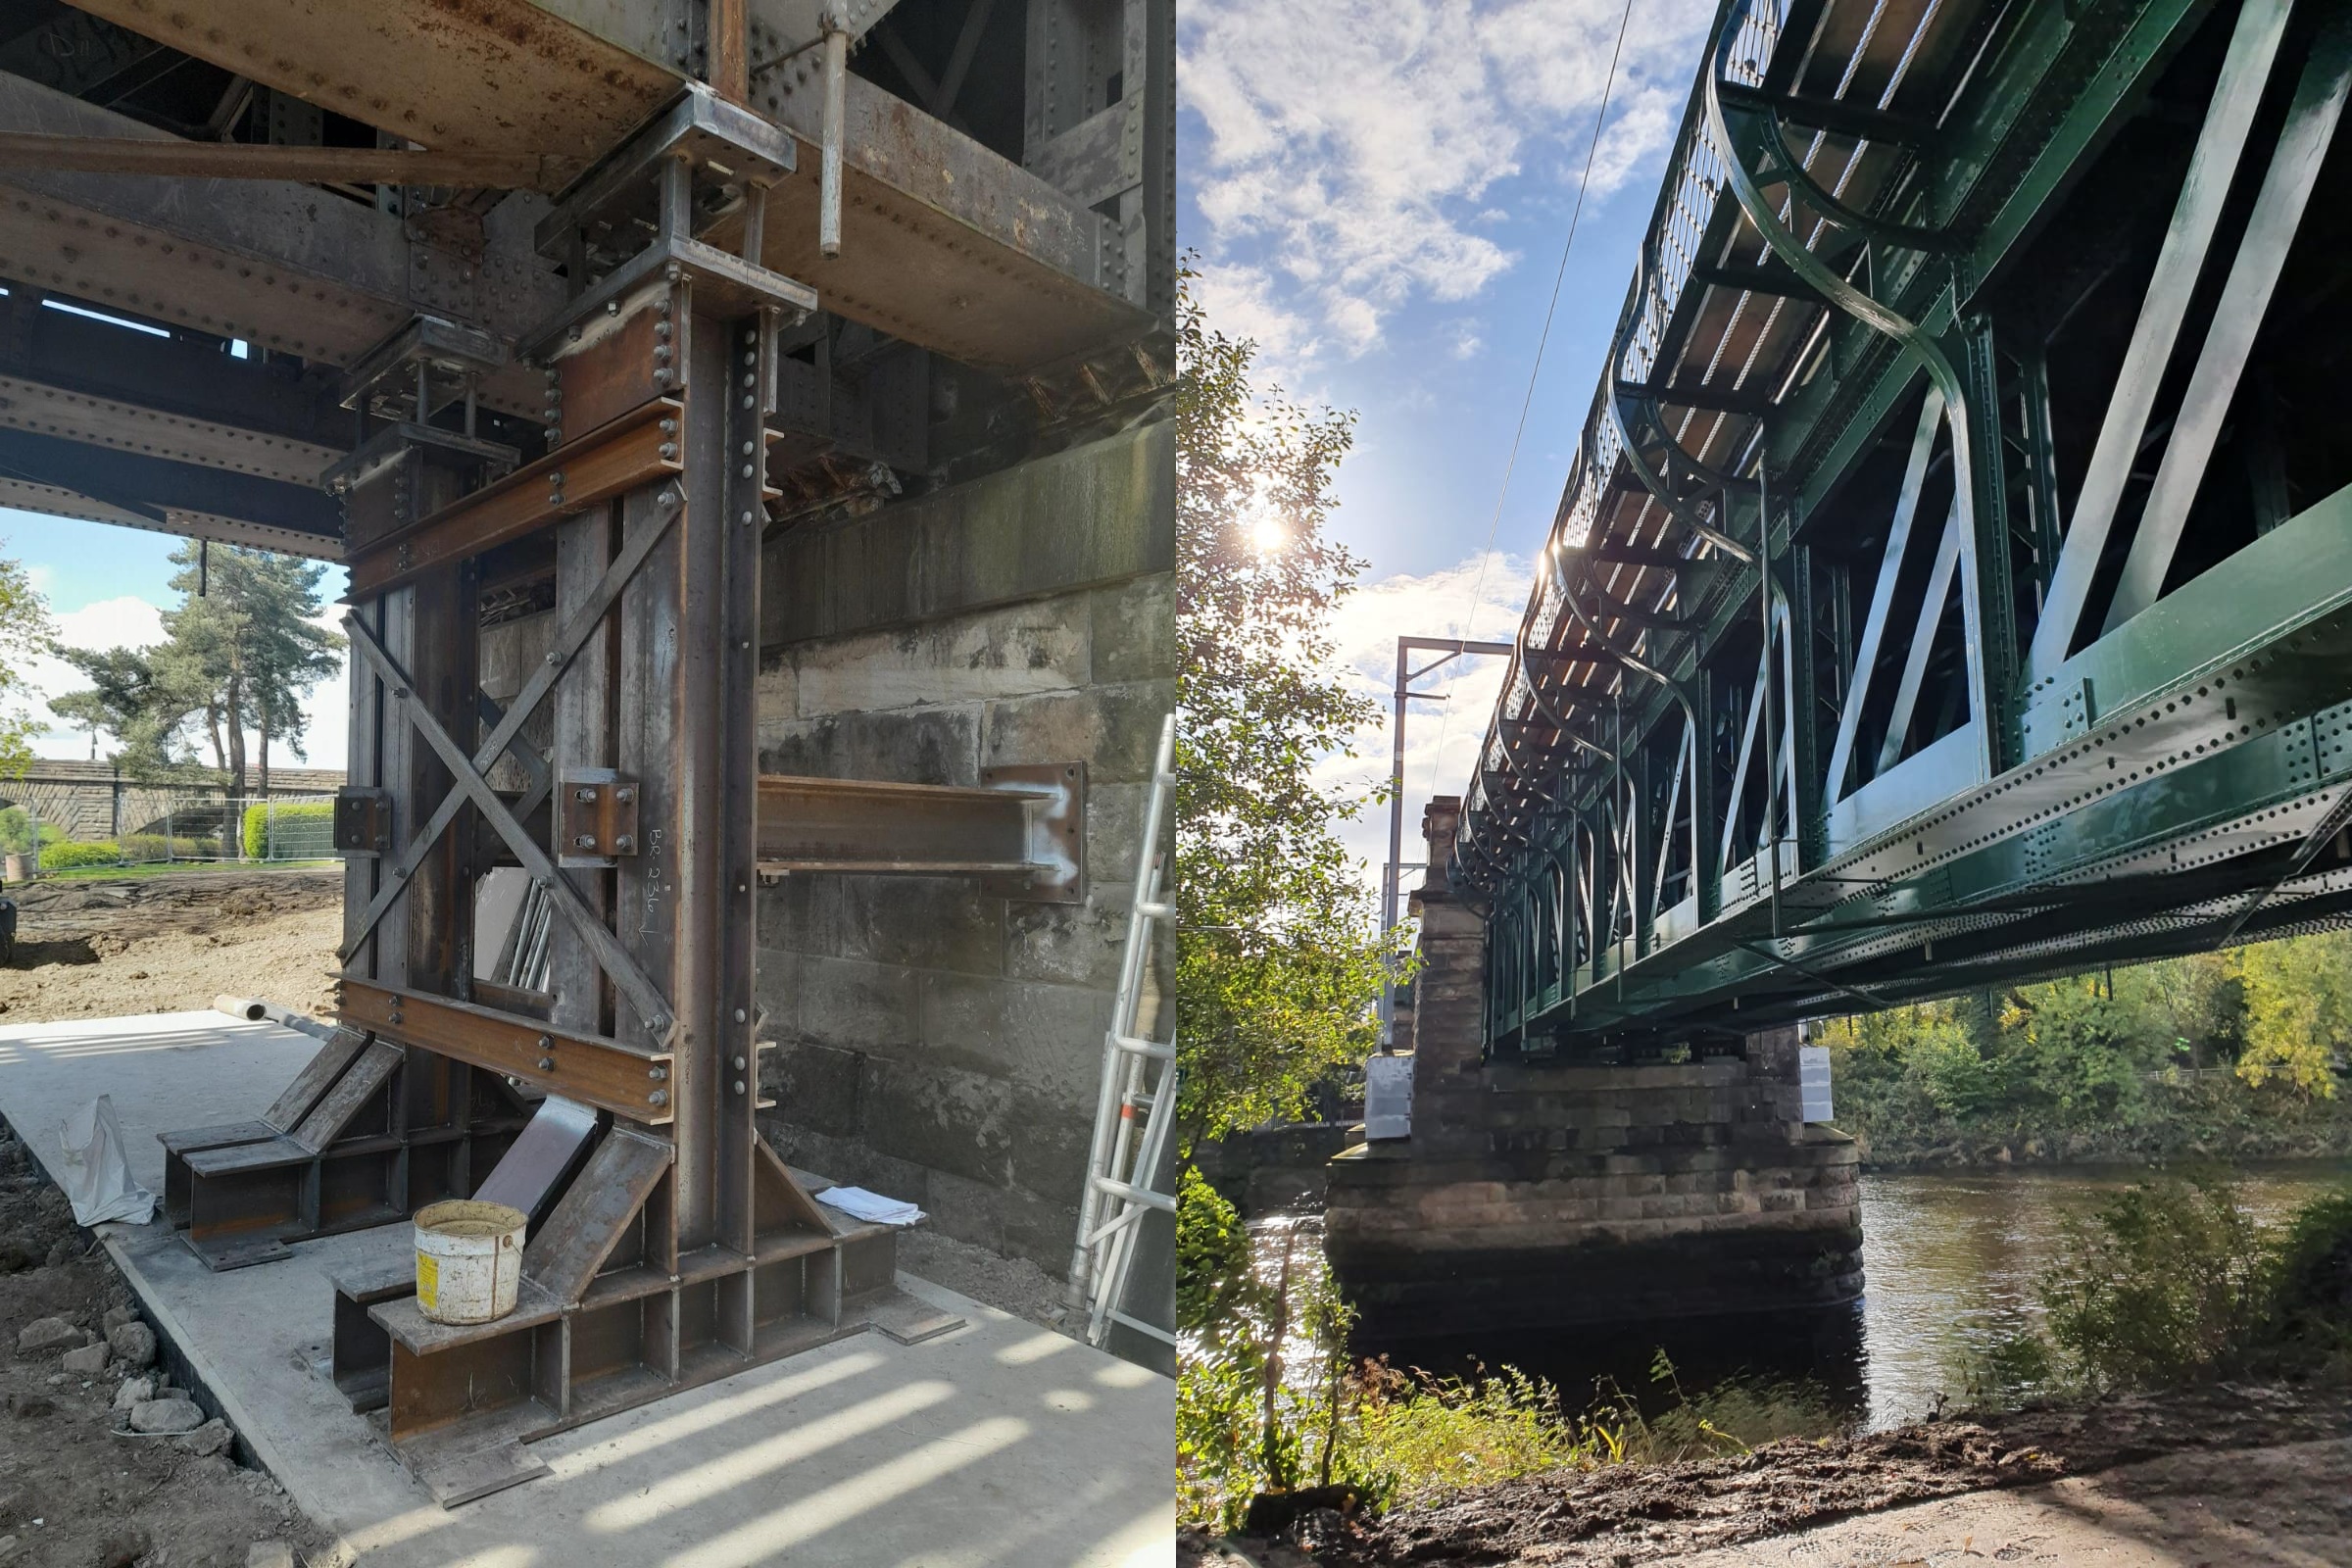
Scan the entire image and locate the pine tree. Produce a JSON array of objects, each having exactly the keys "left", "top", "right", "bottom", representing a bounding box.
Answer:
[{"left": 53, "top": 542, "right": 343, "bottom": 794}]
